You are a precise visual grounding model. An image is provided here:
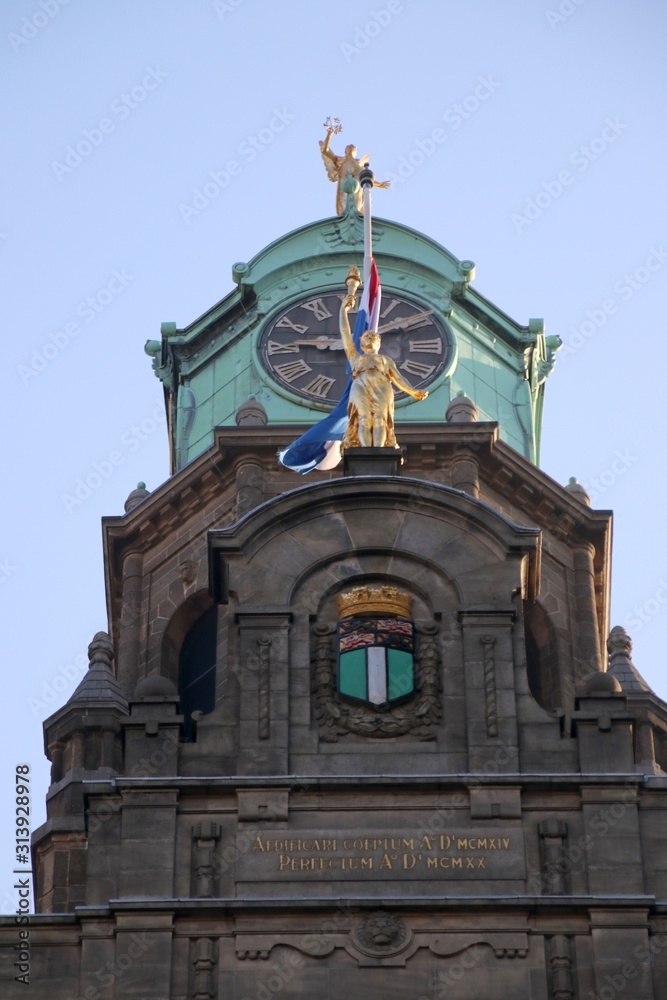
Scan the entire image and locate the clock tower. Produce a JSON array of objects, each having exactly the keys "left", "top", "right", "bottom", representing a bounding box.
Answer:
[
  {"left": 7, "top": 180, "right": 667, "bottom": 1000},
  {"left": 146, "top": 197, "right": 560, "bottom": 471}
]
